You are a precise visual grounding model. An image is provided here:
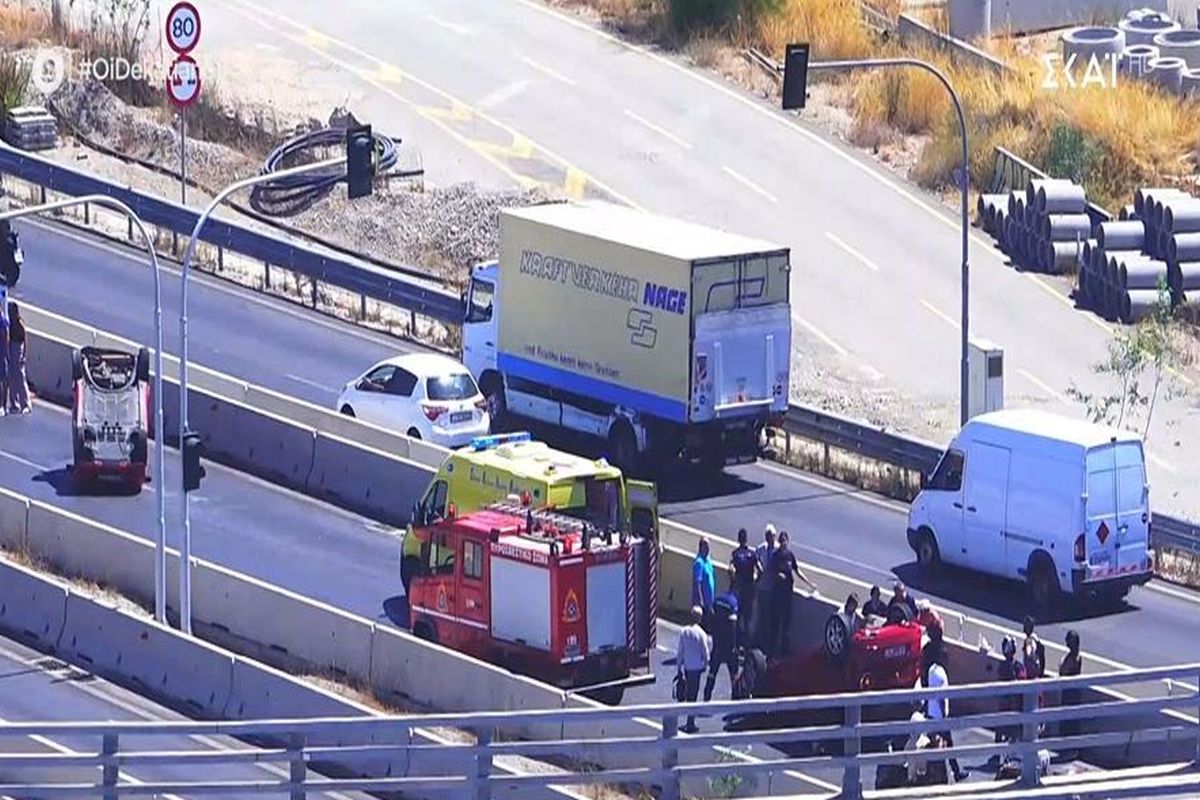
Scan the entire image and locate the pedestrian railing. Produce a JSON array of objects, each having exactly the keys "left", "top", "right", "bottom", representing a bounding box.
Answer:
[{"left": 2, "top": 664, "right": 1198, "bottom": 799}]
